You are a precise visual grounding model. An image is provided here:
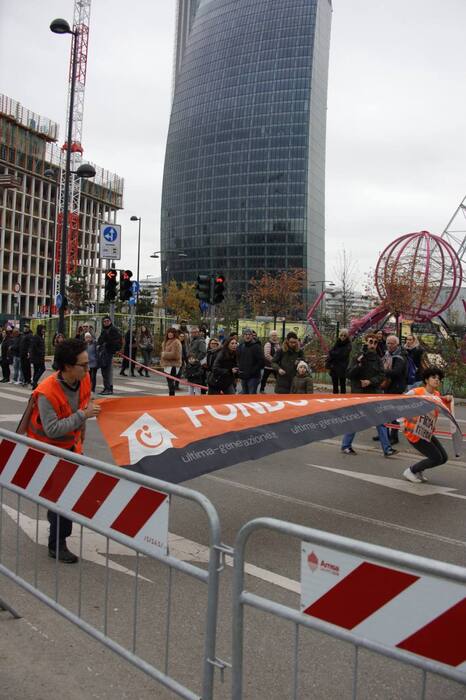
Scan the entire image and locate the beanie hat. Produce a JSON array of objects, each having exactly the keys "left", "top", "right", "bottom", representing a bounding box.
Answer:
[{"left": 297, "top": 361, "right": 309, "bottom": 372}]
